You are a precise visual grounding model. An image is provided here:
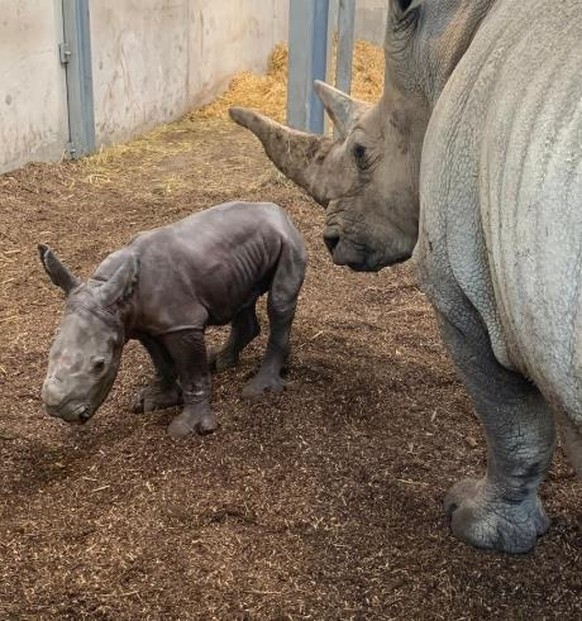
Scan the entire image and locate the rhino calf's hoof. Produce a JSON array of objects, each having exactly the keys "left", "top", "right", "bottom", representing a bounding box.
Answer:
[
  {"left": 167, "top": 409, "right": 218, "bottom": 439},
  {"left": 444, "top": 477, "right": 550, "bottom": 554},
  {"left": 242, "top": 374, "right": 286, "bottom": 399},
  {"left": 208, "top": 349, "right": 239, "bottom": 374},
  {"left": 132, "top": 382, "right": 183, "bottom": 414}
]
